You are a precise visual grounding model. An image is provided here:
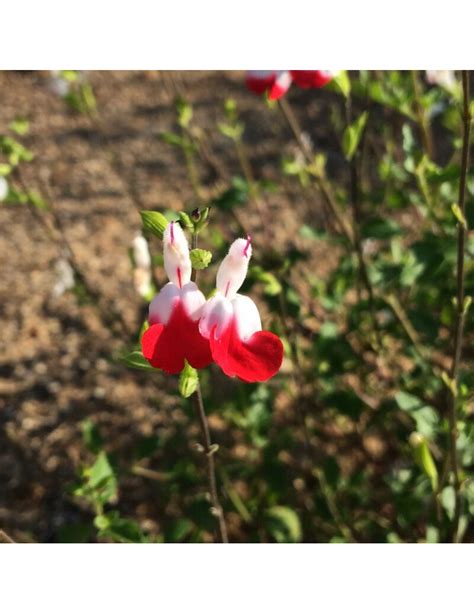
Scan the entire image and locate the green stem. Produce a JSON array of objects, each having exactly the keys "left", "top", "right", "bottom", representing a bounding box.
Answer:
[
  {"left": 446, "top": 70, "right": 471, "bottom": 542},
  {"left": 411, "top": 71, "right": 434, "bottom": 159}
]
